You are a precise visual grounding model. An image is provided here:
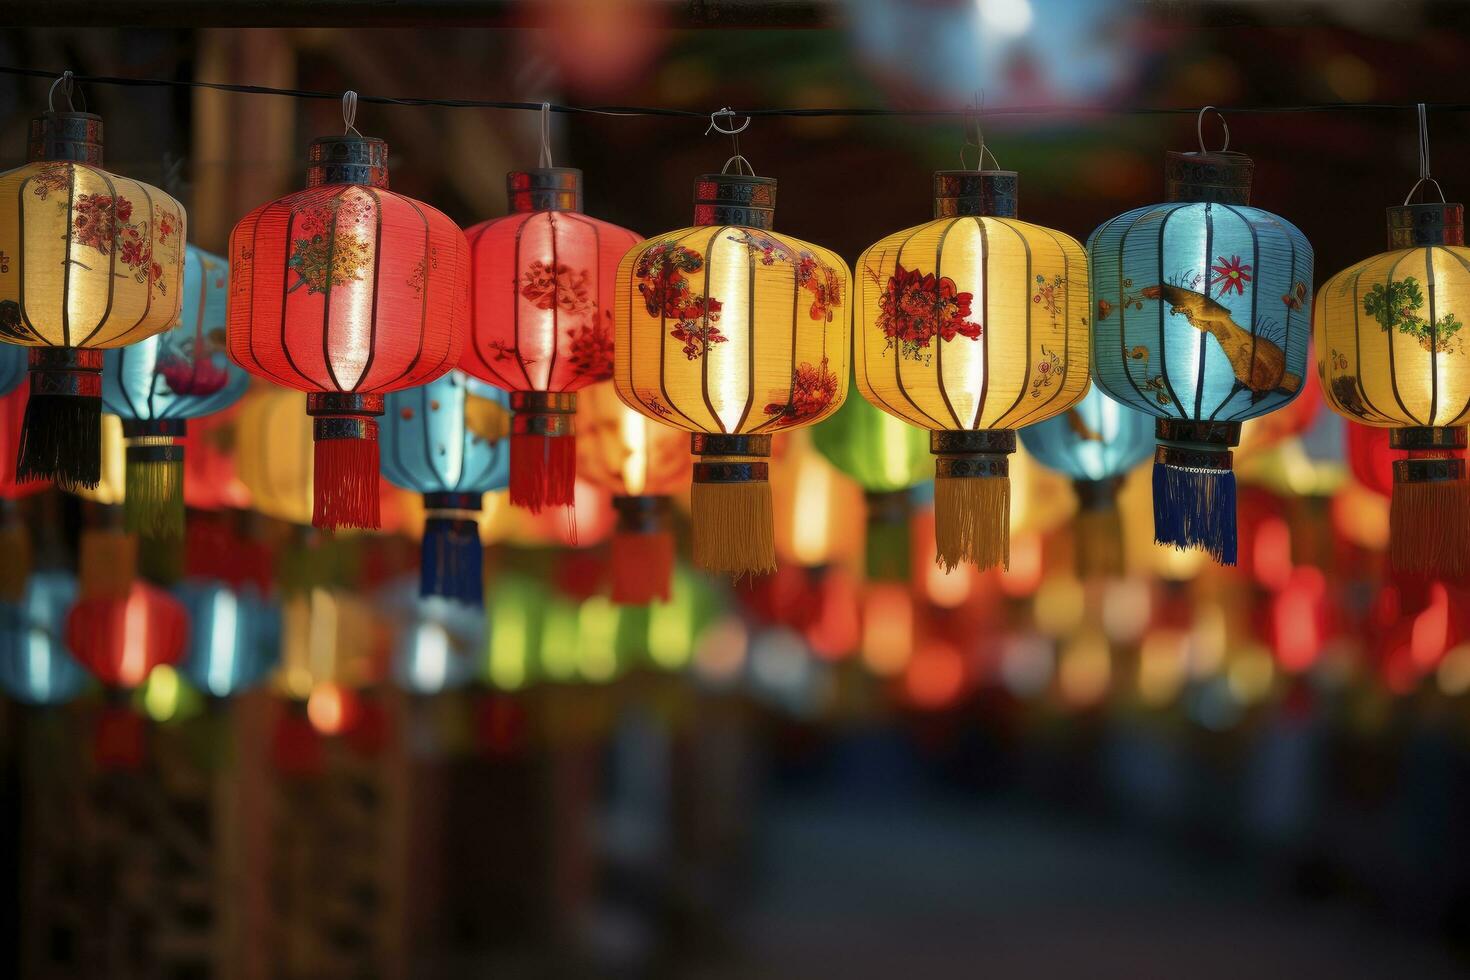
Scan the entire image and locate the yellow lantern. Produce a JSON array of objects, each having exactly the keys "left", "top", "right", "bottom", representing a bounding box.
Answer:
[
  {"left": 855, "top": 171, "right": 1089, "bottom": 571},
  {"left": 1316, "top": 196, "right": 1470, "bottom": 577},
  {"left": 236, "top": 385, "right": 314, "bottom": 526},
  {"left": 615, "top": 168, "right": 851, "bottom": 576},
  {"left": 0, "top": 103, "right": 186, "bottom": 488}
]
